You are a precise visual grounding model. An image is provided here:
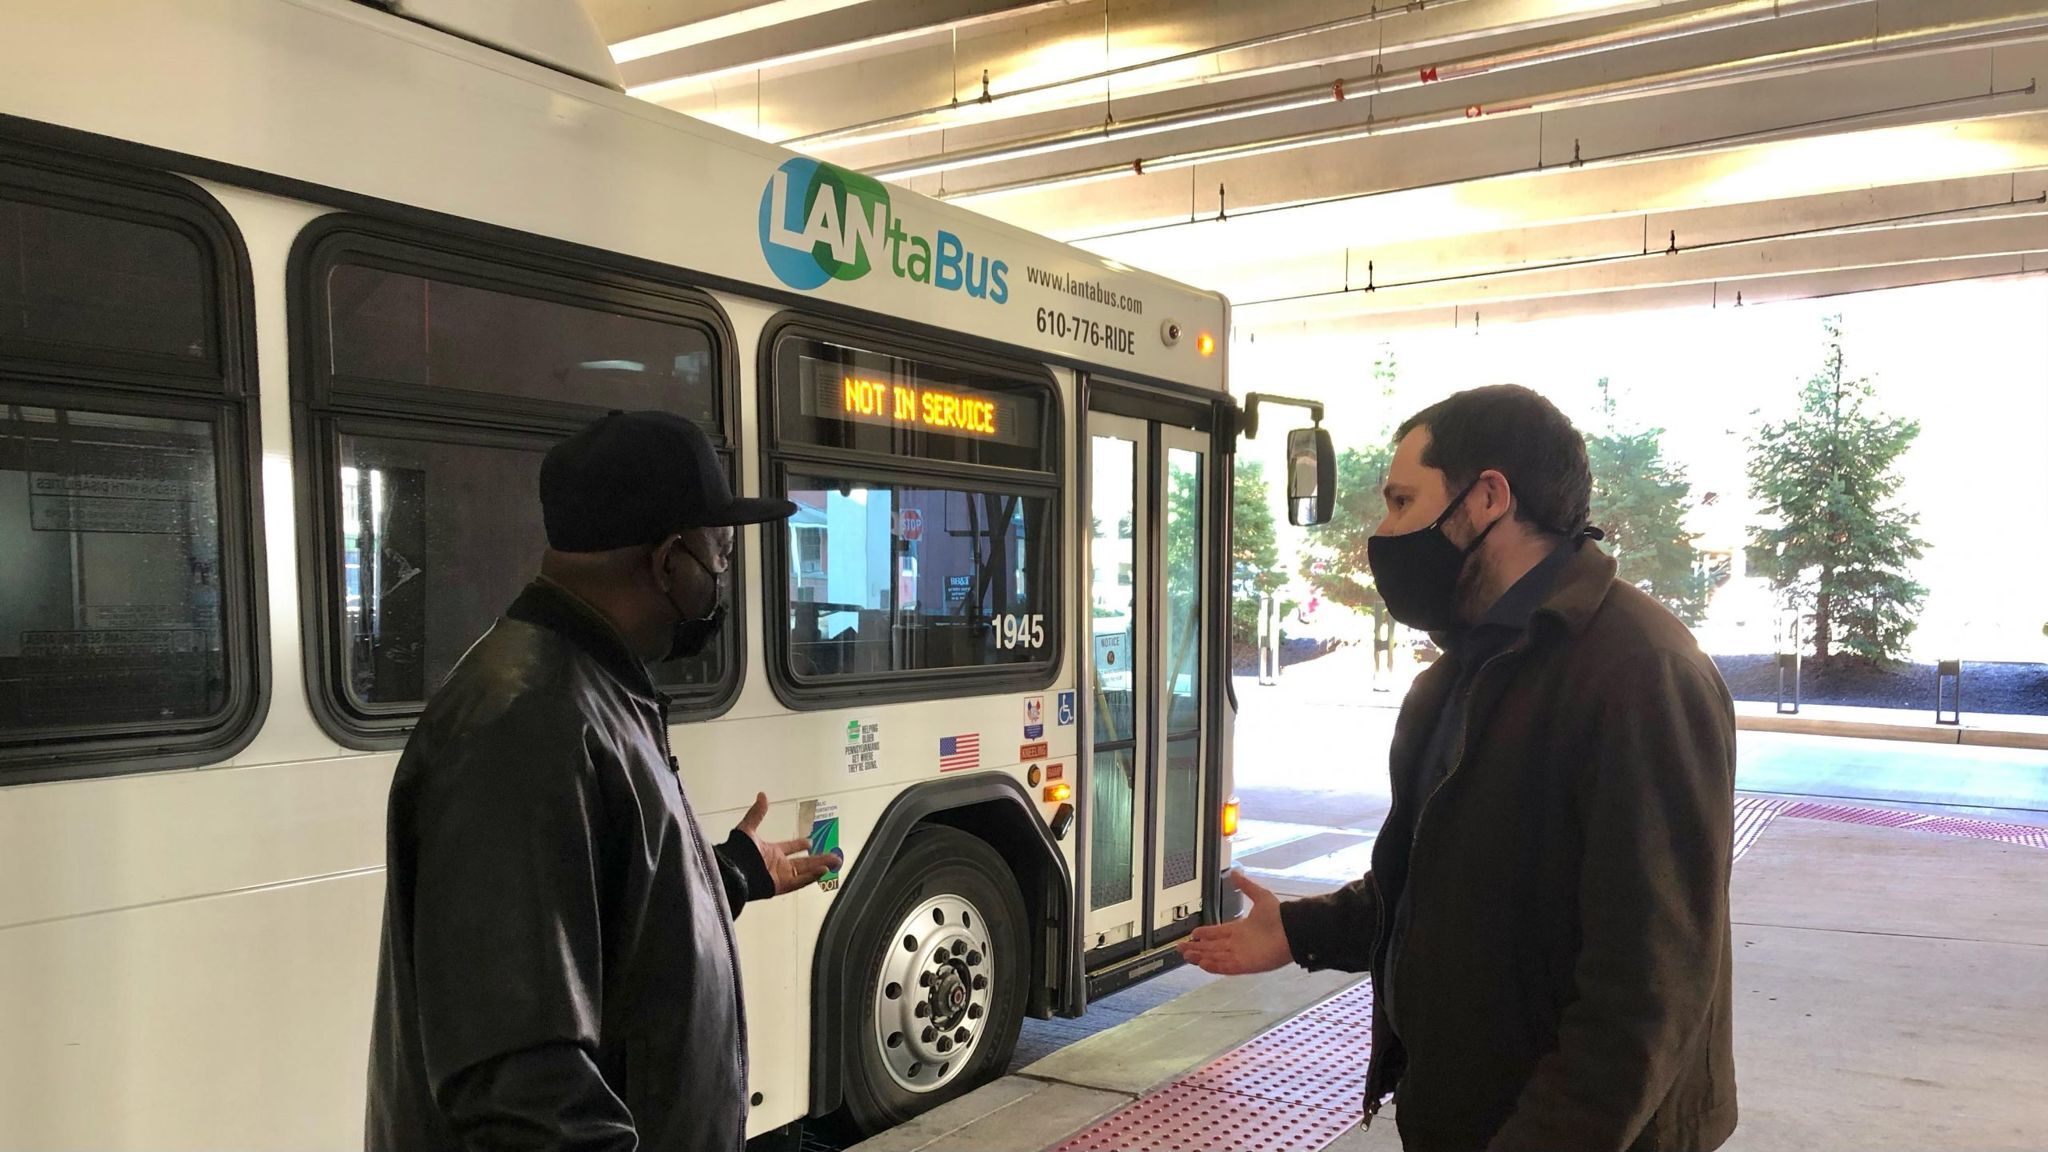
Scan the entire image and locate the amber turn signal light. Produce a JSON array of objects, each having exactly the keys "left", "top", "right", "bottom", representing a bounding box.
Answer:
[
  {"left": 1044, "top": 781, "right": 1074, "bottom": 804},
  {"left": 1220, "top": 797, "right": 1240, "bottom": 838}
]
